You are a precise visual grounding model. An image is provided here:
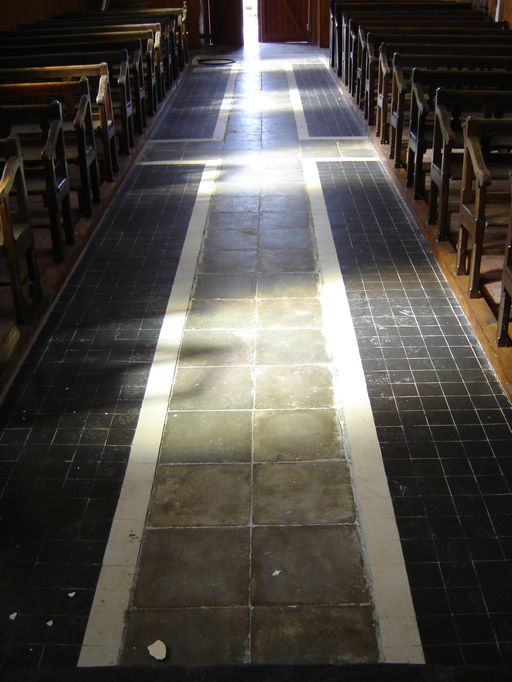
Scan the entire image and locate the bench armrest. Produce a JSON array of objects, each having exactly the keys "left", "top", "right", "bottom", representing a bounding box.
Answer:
[
  {"left": 394, "top": 67, "right": 408, "bottom": 95},
  {"left": 74, "top": 93, "right": 90, "bottom": 130},
  {"left": 436, "top": 104, "right": 456, "bottom": 146},
  {"left": 379, "top": 51, "right": 392, "bottom": 77},
  {"left": 41, "top": 118, "right": 61, "bottom": 162},
  {"left": 0, "top": 156, "right": 19, "bottom": 197},
  {"left": 465, "top": 135, "right": 491, "bottom": 186}
]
